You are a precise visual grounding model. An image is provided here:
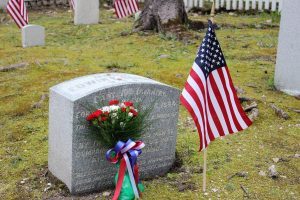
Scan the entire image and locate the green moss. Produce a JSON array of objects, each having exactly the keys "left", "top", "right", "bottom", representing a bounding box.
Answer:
[{"left": 0, "top": 9, "right": 299, "bottom": 200}]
